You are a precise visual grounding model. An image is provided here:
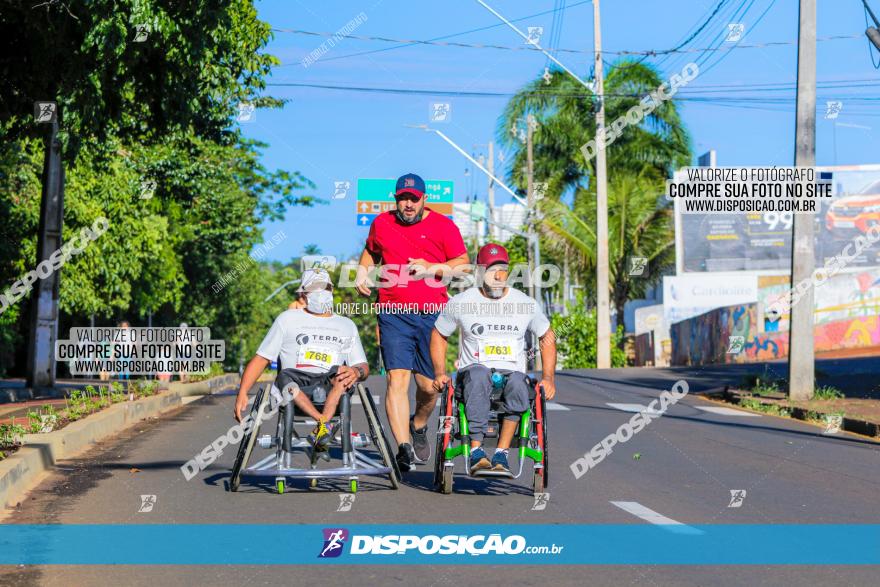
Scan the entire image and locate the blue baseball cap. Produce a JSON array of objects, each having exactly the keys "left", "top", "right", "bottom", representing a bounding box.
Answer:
[{"left": 395, "top": 173, "right": 426, "bottom": 199}]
